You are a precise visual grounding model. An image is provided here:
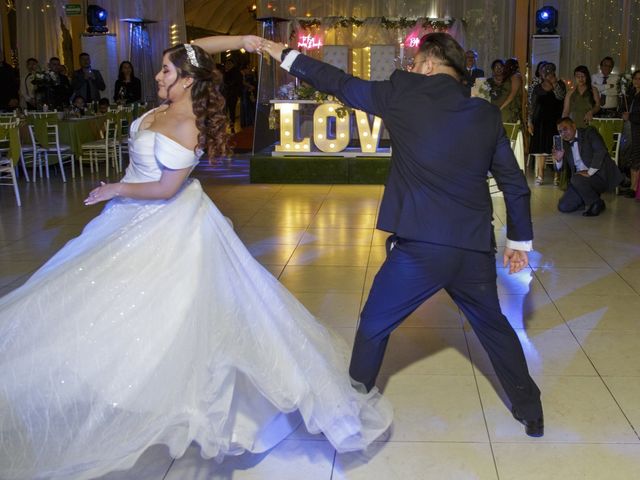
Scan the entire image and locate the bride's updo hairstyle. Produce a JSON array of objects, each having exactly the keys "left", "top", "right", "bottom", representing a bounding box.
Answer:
[{"left": 163, "top": 43, "right": 229, "bottom": 161}]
